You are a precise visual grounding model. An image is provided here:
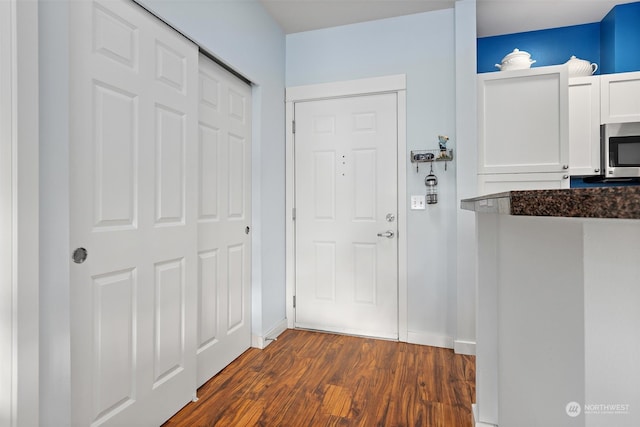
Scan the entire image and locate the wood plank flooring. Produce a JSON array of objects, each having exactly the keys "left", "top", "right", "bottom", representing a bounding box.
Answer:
[{"left": 163, "top": 329, "right": 476, "bottom": 427}]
